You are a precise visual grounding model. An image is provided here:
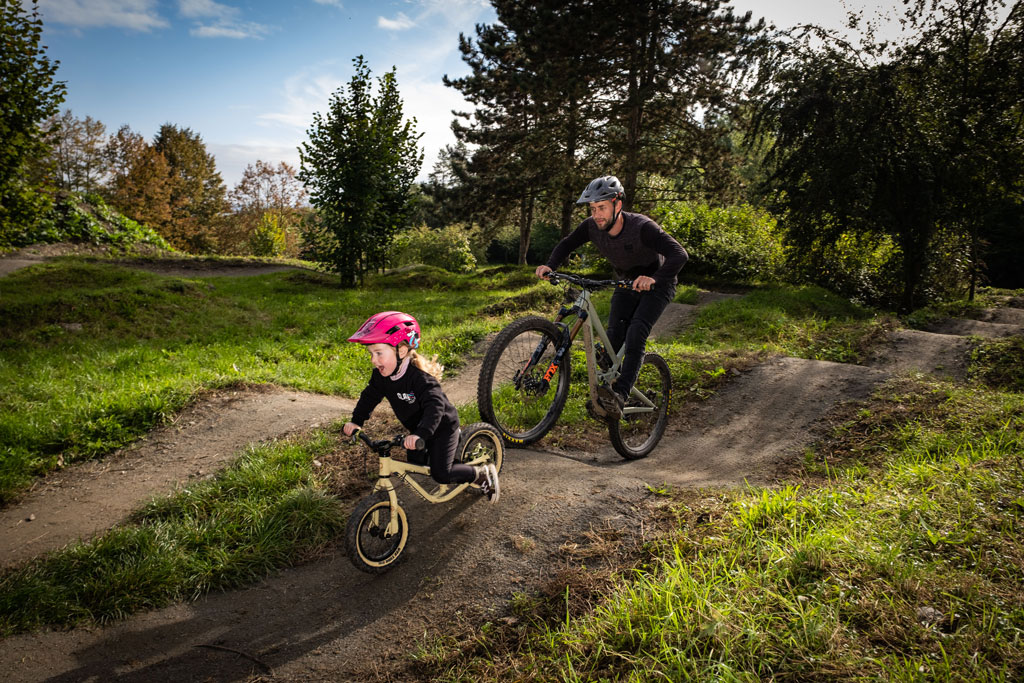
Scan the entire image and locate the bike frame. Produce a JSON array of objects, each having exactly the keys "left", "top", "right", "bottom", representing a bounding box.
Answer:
[
  {"left": 362, "top": 438, "right": 492, "bottom": 536},
  {"left": 541, "top": 274, "right": 659, "bottom": 419}
]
